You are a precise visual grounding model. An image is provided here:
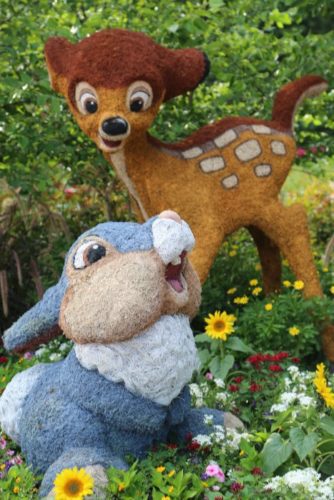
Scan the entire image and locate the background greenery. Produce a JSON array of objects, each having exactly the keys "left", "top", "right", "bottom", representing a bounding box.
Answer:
[{"left": 1, "top": 0, "right": 333, "bottom": 333}]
